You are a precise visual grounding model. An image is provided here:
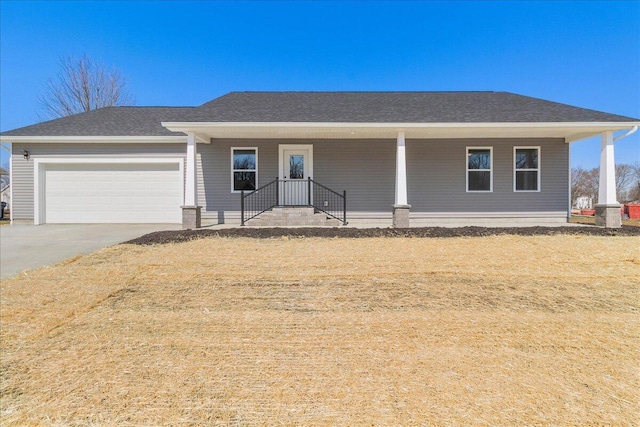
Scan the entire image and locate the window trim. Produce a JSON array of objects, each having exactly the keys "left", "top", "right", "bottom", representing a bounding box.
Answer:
[
  {"left": 230, "top": 147, "right": 258, "bottom": 193},
  {"left": 466, "top": 146, "right": 493, "bottom": 193},
  {"left": 513, "top": 146, "right": 541, "bottom": 192}
]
